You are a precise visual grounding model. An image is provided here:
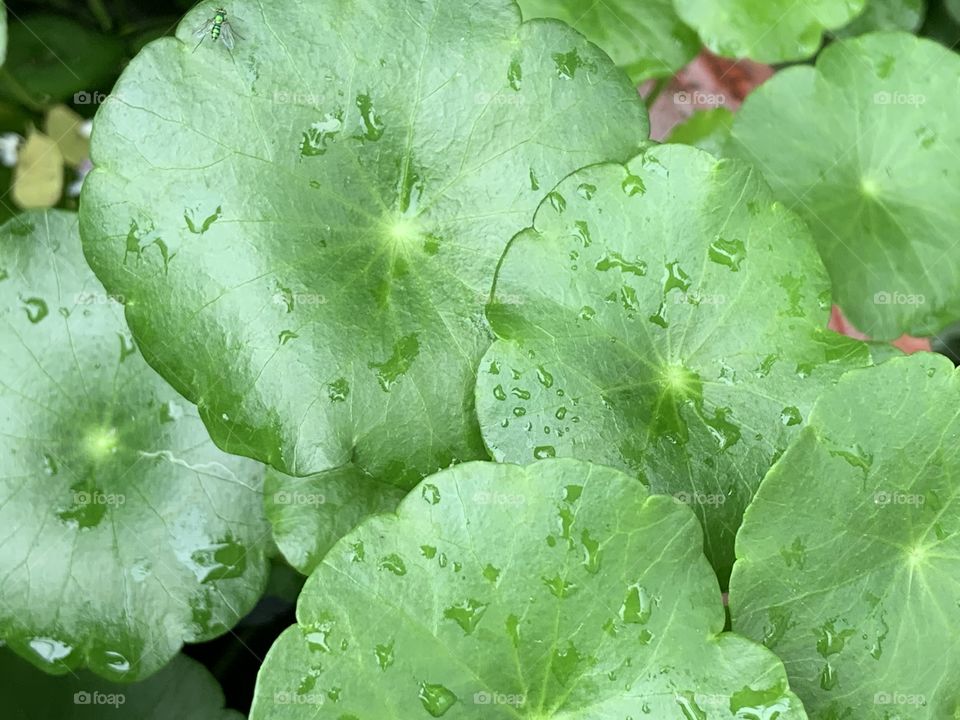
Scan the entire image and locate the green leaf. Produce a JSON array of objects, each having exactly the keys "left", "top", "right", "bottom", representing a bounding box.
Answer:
[
  {"left": 0, "top": 211, "right": 270, "bottom": 682},
  {"left": 730, "top": 354, "right": 960, "bottom": 718},
  {"left": 251, "top": 459, "right": 807, "bottom": 719},
  {"left": 1, "top": 649, "right": 242, "bottom": 719},
  {"left": 80, "top": 0, "right": 649, "bottom": 487},
  {"left": 265, "top": 464, "right": 405, "bottom": 575},
  {"left": 475, "top": 144, "right": 876, "bottom": 585},
  {"left": 727, "top": 32, "right": 960, "bottom": 339},
  {"left": 834, "top": 0, "right": 925, "bottom": 36},
  {"left": 948, "top": 0, "right": 960, "bottom": 23},
  {"left": 0, "top": 2, "right": 7, "bottom": 68},
  {"left": 665, "top": 107, "right": 734, "bottom": 157},
  {"left": 0, "top": 15, "right": 122, "bottom": 110},
  {"left": 673, "top": 0, "right": 865, "bottom": 61},
  {"left": 516, "top": 0, "right": 700, "bottom": 83}
]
